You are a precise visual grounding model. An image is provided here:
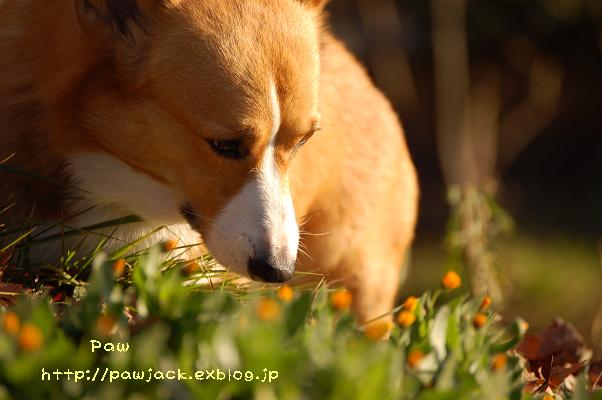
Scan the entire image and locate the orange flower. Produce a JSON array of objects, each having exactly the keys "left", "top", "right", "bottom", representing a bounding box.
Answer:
[
  {"left": 330, "top": 289, "right": 352, "bottom": 311},
  {"left": 397, "top": 311, "right": 417, "bottom": 327},
  {"left": 542, "top": 396, "right": 555, "bottom": 400},
  {"left": 442, "top": 271, "right": 462, "bottom": 290},
  {"left": 473, "top": 313, "right": 488, "bottom": 329},
  {"left": 407, "top": 350, "right": 425, "bottom": 368},
  {"left": 256, "top": 298, "right": 281, "bottom": 321},
  {"left": 491, "top": 354, "right": 507, "bottom": 370},
  {"left": 403, "top": 296, "right": 418, "bottom": 312},
  {"left": 364, "top": 321, "right": 393, "bottom": 341},
  {"left": 183, "top": 261, "right": 201, "bottom": 276},
  {"left": 18, "top": 324, "right": 43, "bottom": 352},
  {"left": 520, "top": 320, "right": 530, "bottom": 332},
  {"left": 480, "top": 295, "right": 492, "bottom": 311},
  {"left": 161, "top": 239, "right": 179, "bottom": 252},
  {"left": 276, "top": 285, "right": 294, "bottom": 303},
  {"left": 1, "top": 312, "right": 20, "bottom": 335},
  {"left": 96, "top": 314, "right": 117, "bottom": 337},
  {"left": 112, "top": 259, "right": 127, "bottom": 278}
]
